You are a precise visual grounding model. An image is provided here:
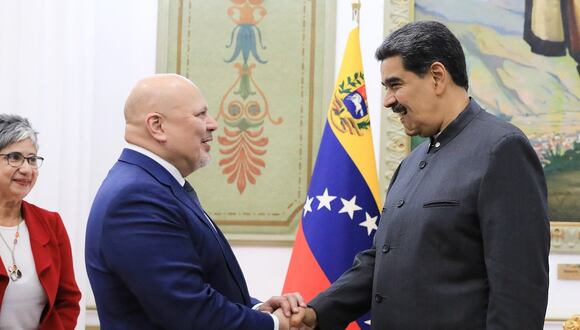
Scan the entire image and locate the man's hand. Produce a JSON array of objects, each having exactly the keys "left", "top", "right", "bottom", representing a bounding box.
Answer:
[
  {"left": 290, "top": 307, "right": 317, "bottom": 330},
  {"left": 273, "top": 308, "right": 290, "bottom": 330},
  {"left": 258, "top": 292, "right": 306, "bottom": 317}
]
